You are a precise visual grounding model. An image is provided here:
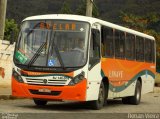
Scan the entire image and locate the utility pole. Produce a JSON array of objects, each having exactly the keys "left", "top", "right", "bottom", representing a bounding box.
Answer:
[
  {"left": 0, "top": 0, "right": 7, "bottom": 41},
  {"left": 86, "top": 0, "right": 93, "bottom": 17}
]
